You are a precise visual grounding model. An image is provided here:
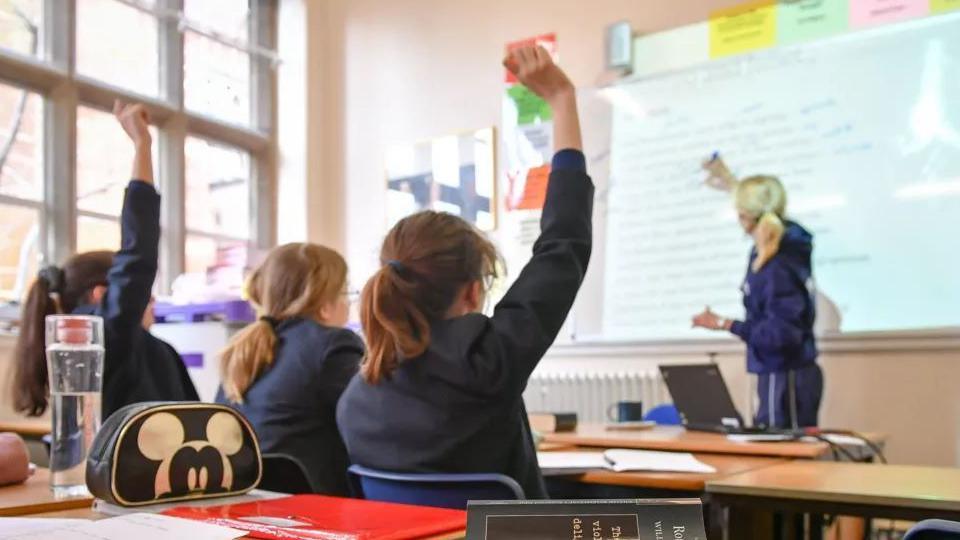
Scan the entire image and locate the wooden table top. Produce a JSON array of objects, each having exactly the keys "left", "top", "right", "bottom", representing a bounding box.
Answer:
[
  {"left": 570, "top": 453, "right": 790, "bottom": 492},
  {"left": 706, "top": 461, "right": 960, "bottom": 512},
  {"left": 542, "top": 425, "right": 884, "bottom": 460},
  {"left": 0, "top": 468, "right": 93, "bottom": 517},
  {"left": 0, "top": 419, "right": 50, "bottom": 438}
]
